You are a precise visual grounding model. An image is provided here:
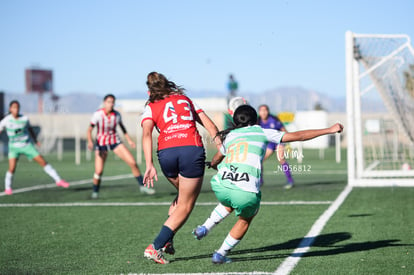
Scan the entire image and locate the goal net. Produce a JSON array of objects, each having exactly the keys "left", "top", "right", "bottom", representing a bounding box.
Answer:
[{"left": 346, "top": 31, "right": 414, "bottom": 186}]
